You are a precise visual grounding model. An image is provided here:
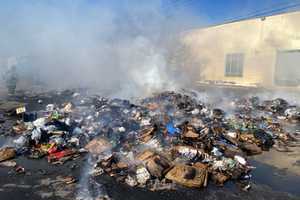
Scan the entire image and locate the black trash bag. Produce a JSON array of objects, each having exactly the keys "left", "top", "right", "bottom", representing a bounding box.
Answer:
[
  {"left": 23, "top": 112, "right": 38, "bottom": 122},
  {"left": 253, "top": 129, "right": 274, "bottom": 150}
]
